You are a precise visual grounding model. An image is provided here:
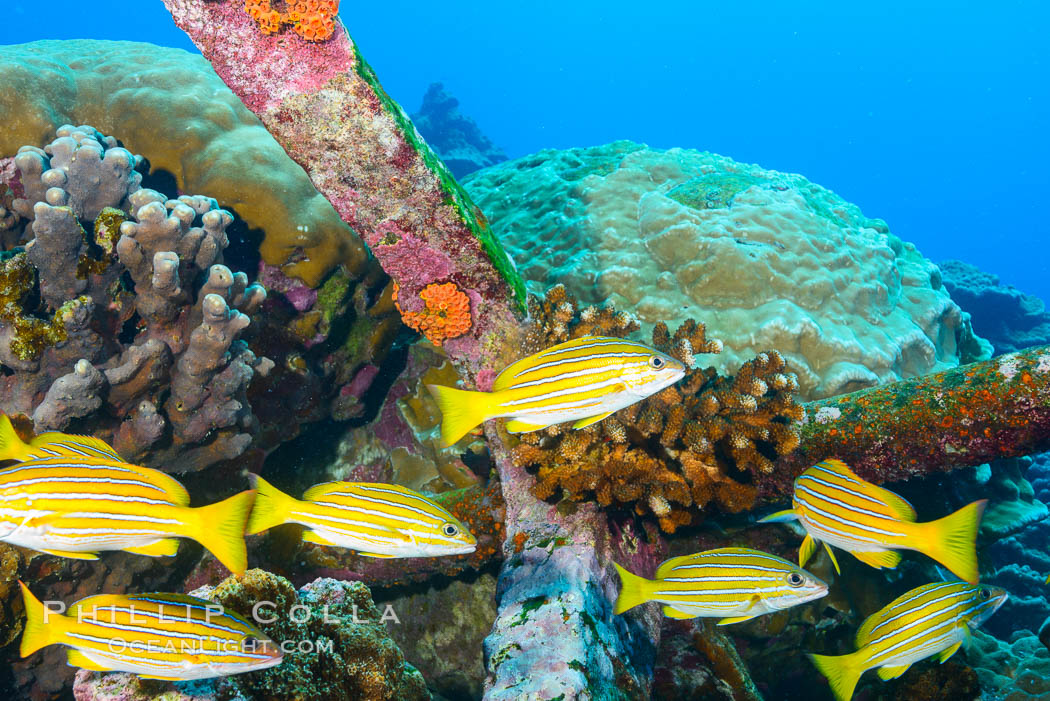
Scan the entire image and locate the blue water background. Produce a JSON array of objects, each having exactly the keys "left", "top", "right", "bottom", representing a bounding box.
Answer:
[{"left": 4, "top": 1, "right": 1048, "bottom": 302}]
